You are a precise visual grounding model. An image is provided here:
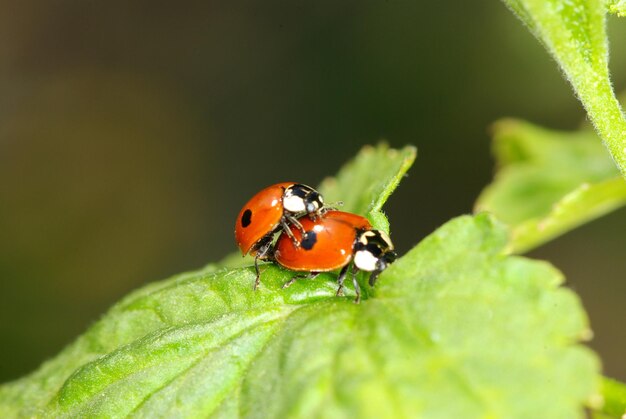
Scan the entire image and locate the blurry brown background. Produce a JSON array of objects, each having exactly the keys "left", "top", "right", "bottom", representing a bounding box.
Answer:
[{"left": 1, "top": 1, "right": 625, "bottom": 382}]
